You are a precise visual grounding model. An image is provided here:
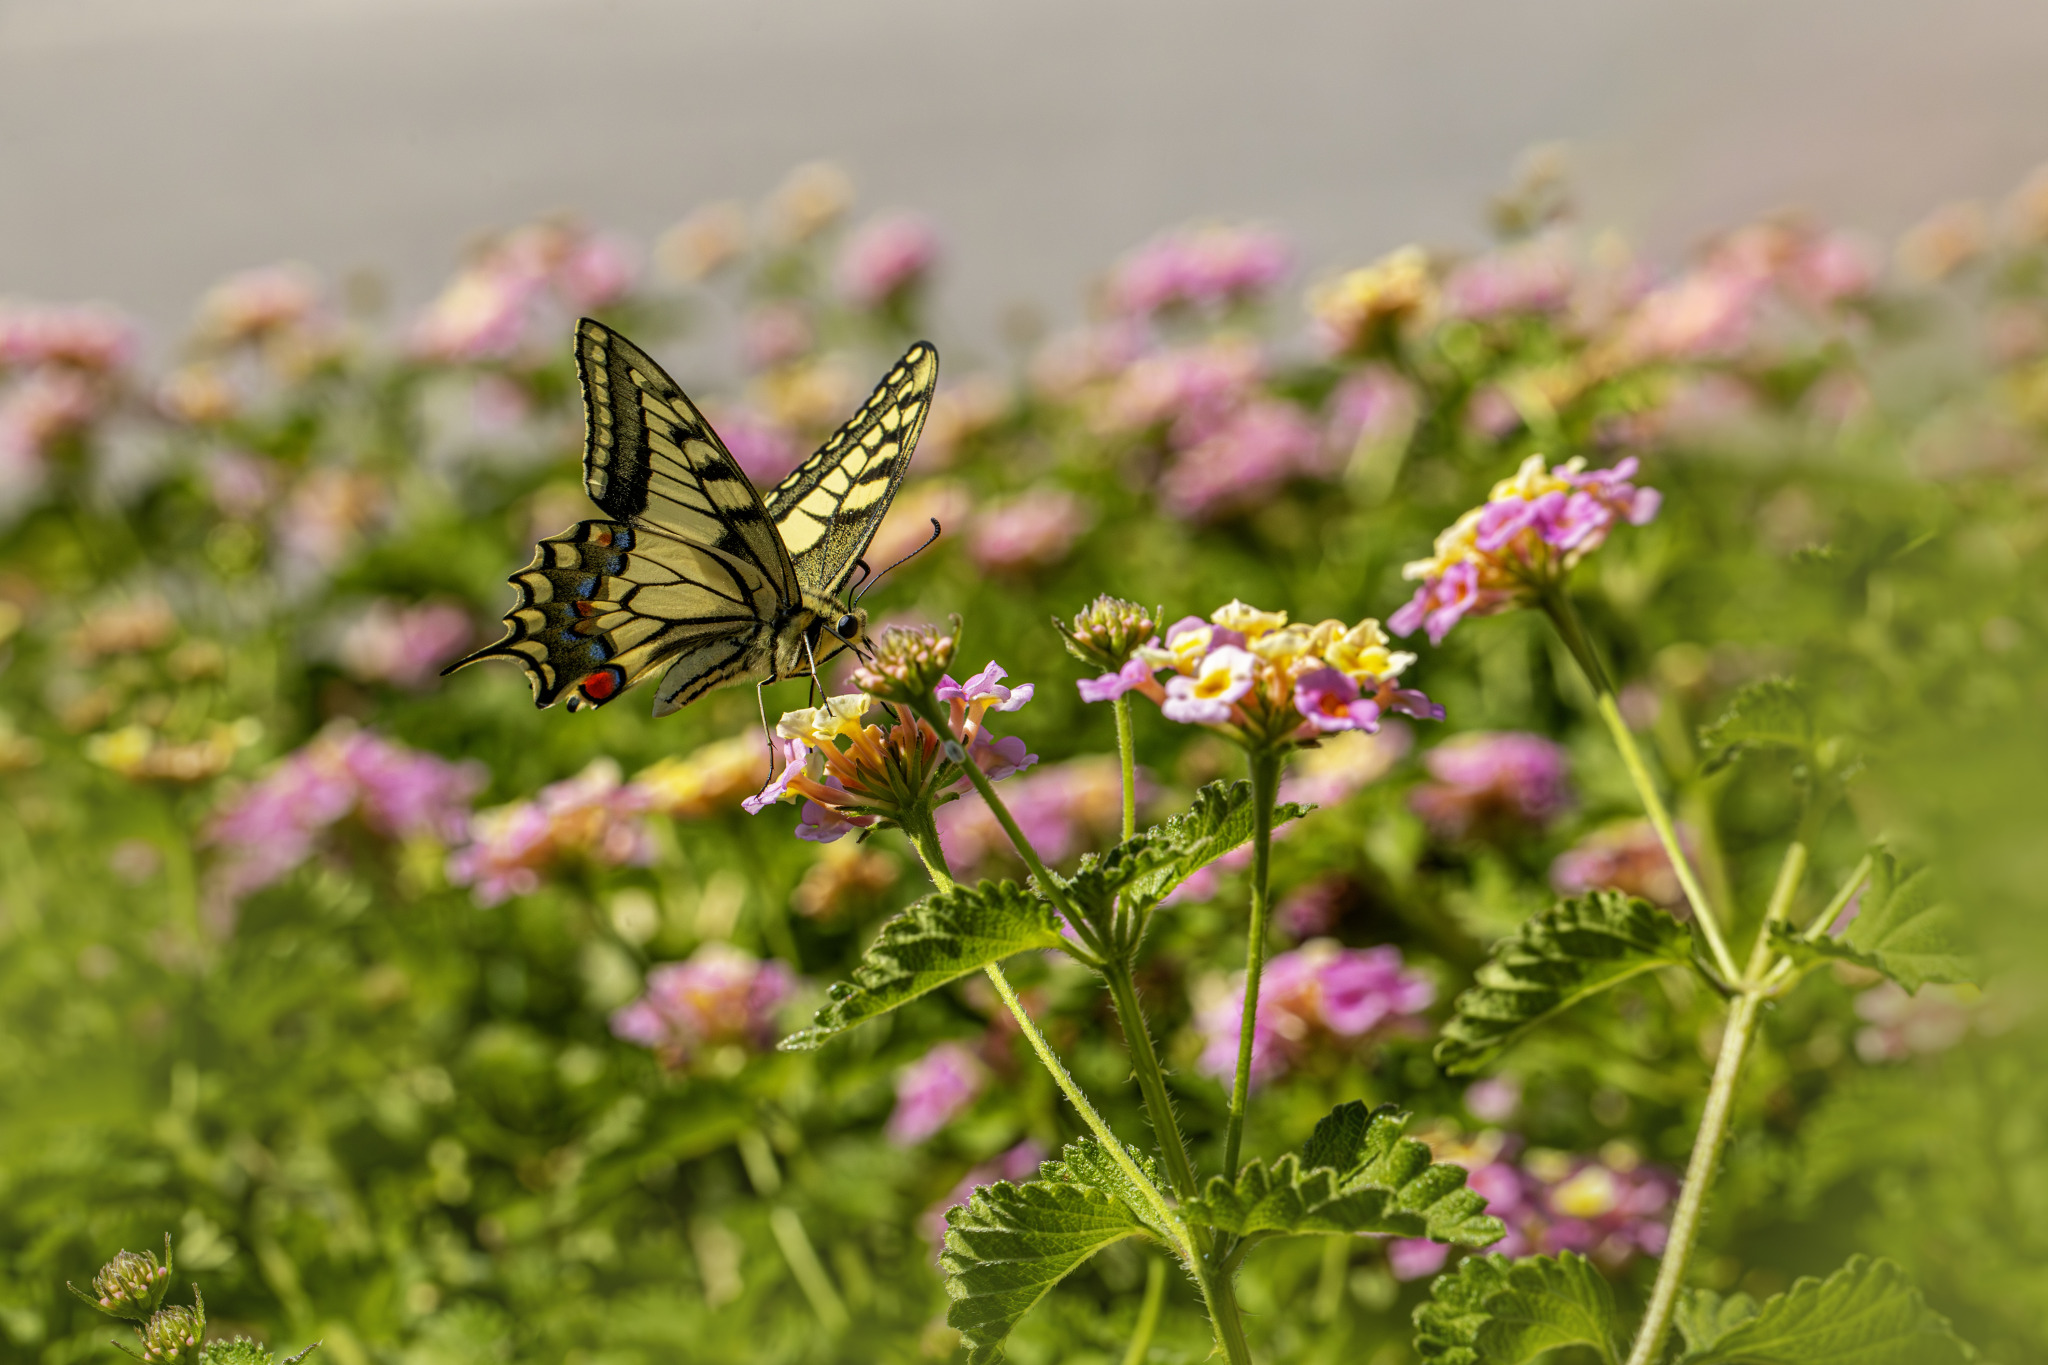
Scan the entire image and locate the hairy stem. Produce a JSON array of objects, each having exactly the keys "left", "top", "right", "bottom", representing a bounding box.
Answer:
[
  {"left": 1120, "top": 1255, "right": 1167, "bottom": 1365},
  {"left": 1743, "top": 837, "right": 1809, "bottom": 982},
  {"left": 1625, "top": 990, "right": 1762, "bottom": 1365},
  {"left": 1113, "top": 694, "right": 1139, "bottom": 841},
  {"left": 900, "top": 808, "right": 957, "bottom": 894},
  {"left": 1104, "top": 962, "right": 1200, "bottom": 1200},
  {"left": 1762, "top": 852, "right": 1873, "bottom": 990},
  {"left": 1222, "top": 747, "right": 1283, "bottom": 1179}
]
